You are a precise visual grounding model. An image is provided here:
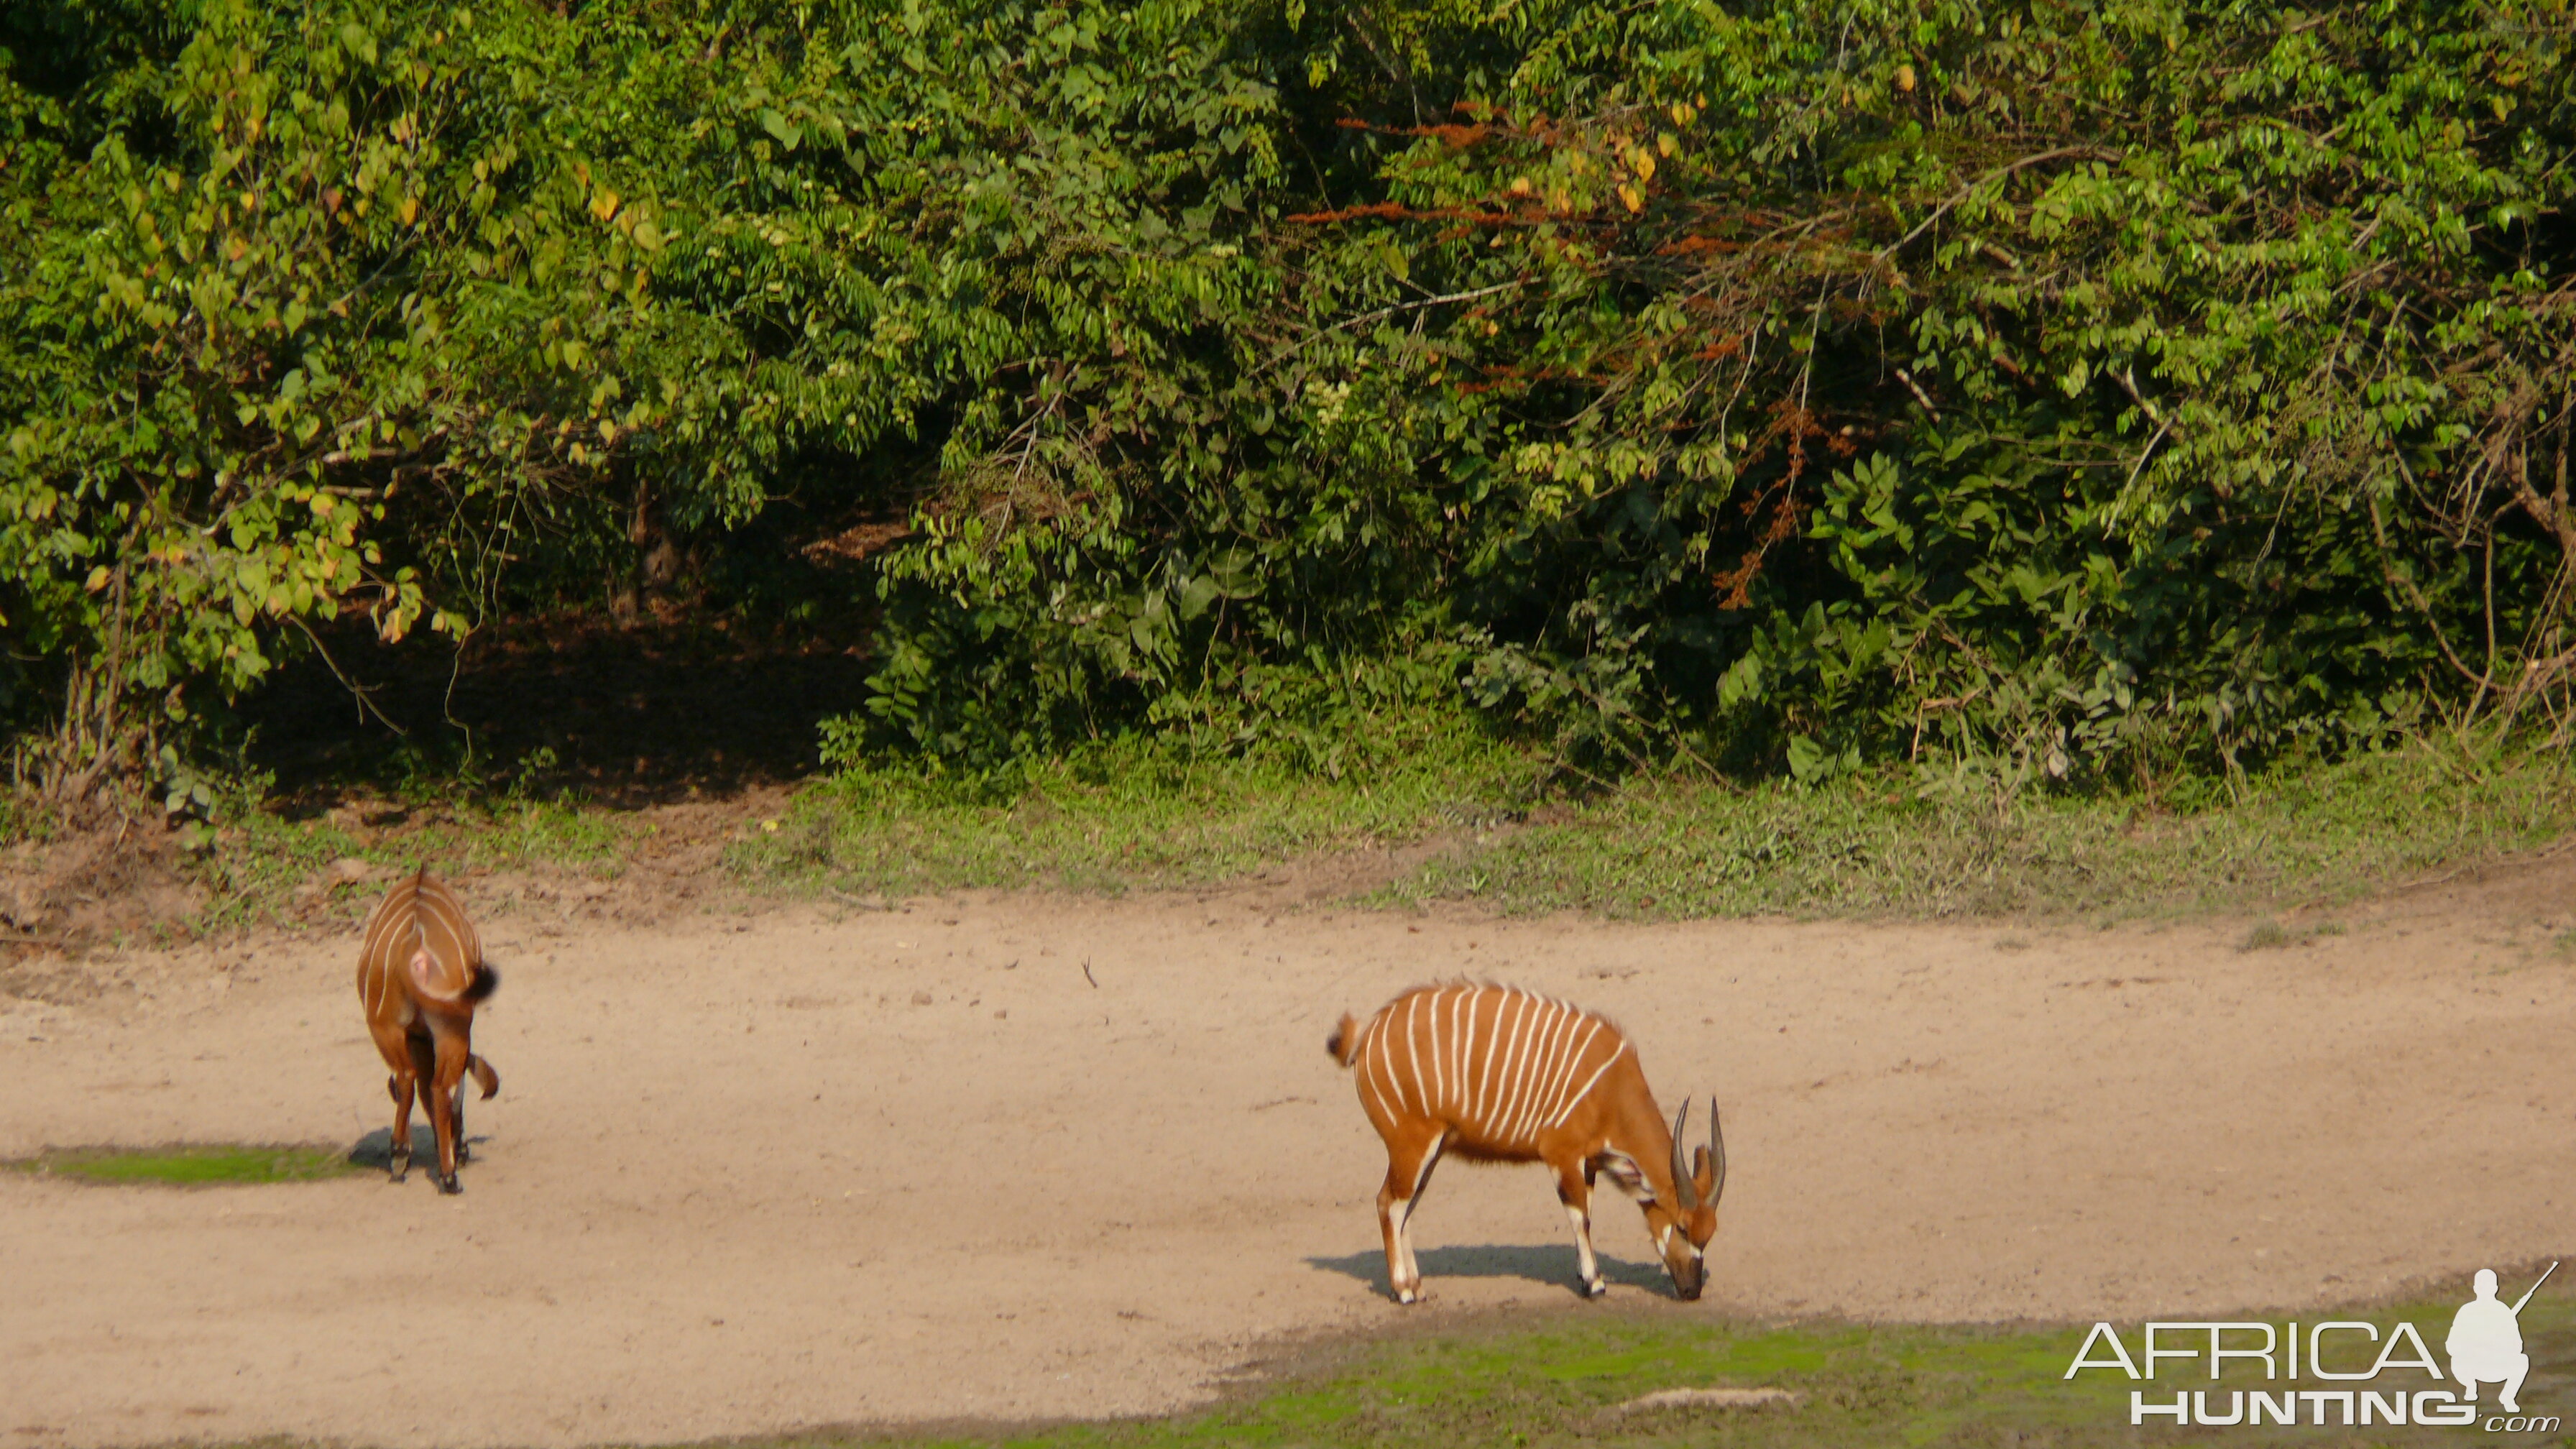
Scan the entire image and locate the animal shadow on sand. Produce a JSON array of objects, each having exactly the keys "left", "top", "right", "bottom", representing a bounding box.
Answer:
[
  {"left": 1307, "top": 1245, "right": 1670, "bottom": 1300},
  {"left": 346, "top": 1126, "right": 492, "bottom": 1173}
]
